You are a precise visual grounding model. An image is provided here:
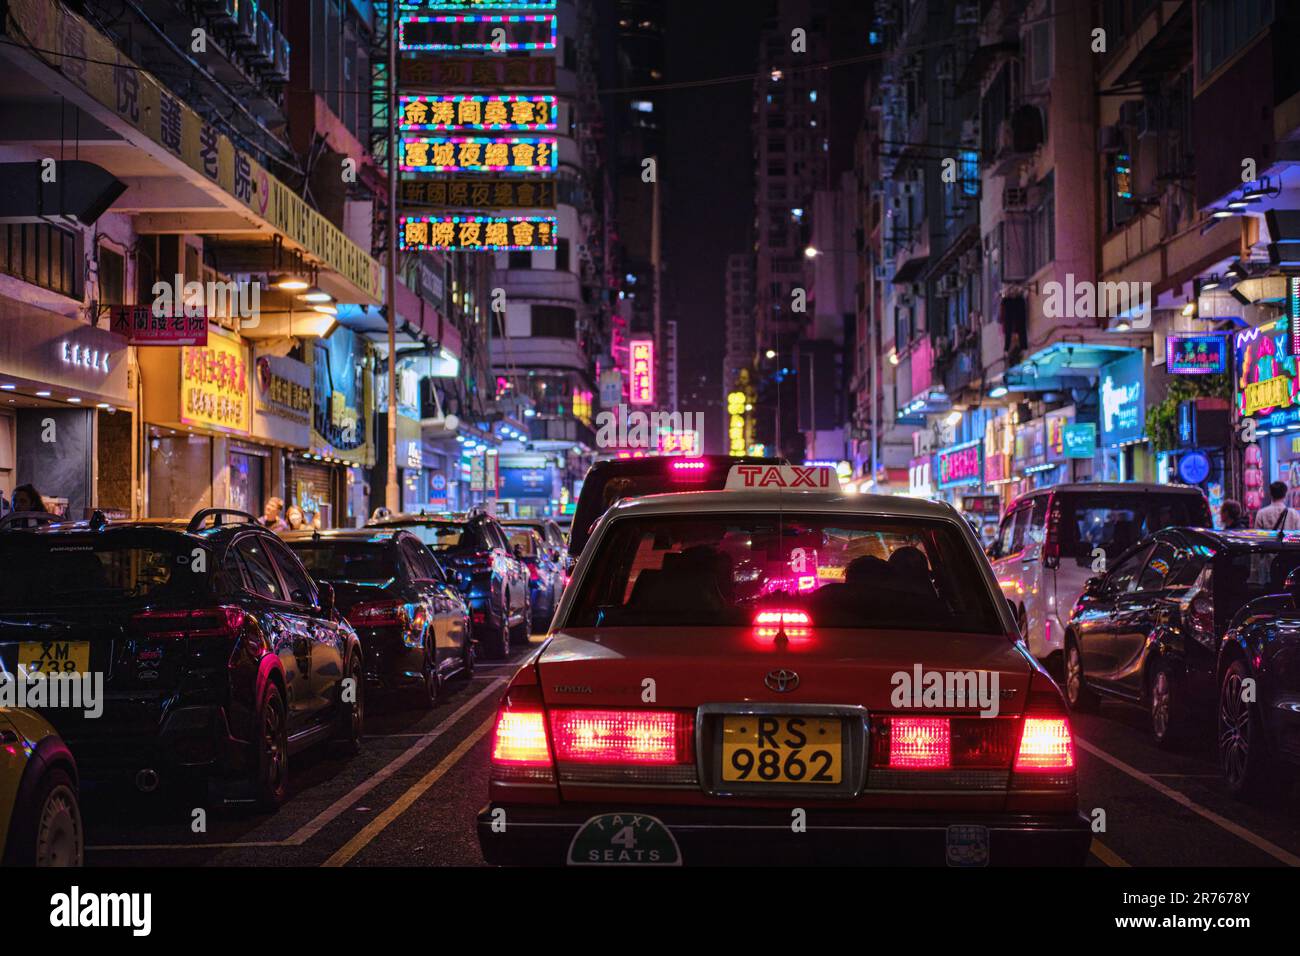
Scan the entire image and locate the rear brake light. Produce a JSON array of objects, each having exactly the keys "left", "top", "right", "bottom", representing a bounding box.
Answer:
[
  {"left": 1043, "top": 493, "right": 1061, "bottom": 566},
  {"left": 753, "top": 608, "right": 811, "bottom": 627},
  {"left": 549, "top": 709, "right": 693, "bottom": 765},
  {"left": 347, "top": 600, "right": 406, "bottom": 628},
  {"left": 670, "top": 459, "right": 707, "bottom": 472},
  {"left": 889, "top": 717, "right": 951, "bottom": 768},
  {"left": 130, "top": 606, "right": 245, "bottom": 639},
  {"left": 670, "top": 459, "right": 709, "bottom": 482},
  {"left": 491, "top": 684, "right": 552, "bottom": 773},
  {"left": 1014, "top": 718, "right": 1075, "bottom": 771}
]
